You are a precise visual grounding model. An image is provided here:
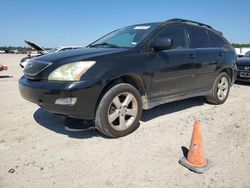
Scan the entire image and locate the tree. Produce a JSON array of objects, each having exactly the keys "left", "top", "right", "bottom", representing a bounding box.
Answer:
[{"left": 232, "top": 43, "right": 250, "bottom": 48}]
